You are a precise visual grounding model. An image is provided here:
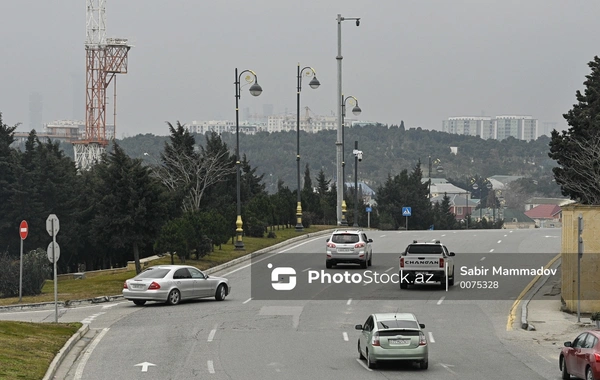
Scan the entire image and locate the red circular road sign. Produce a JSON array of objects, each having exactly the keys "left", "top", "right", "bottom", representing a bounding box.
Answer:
[{"left": 20, "top": 220, "right": 28, "bottom": 240}]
